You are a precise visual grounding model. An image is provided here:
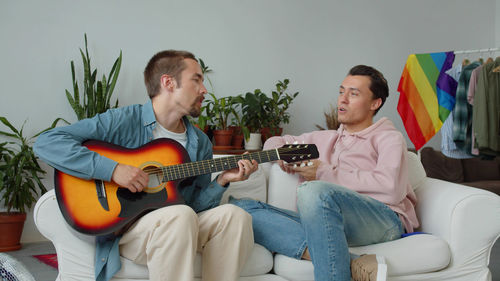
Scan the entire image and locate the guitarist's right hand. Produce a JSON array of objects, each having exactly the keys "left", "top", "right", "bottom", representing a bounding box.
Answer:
[{"left": 111, "top": 163, "right": 149, "bottom": 193}]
